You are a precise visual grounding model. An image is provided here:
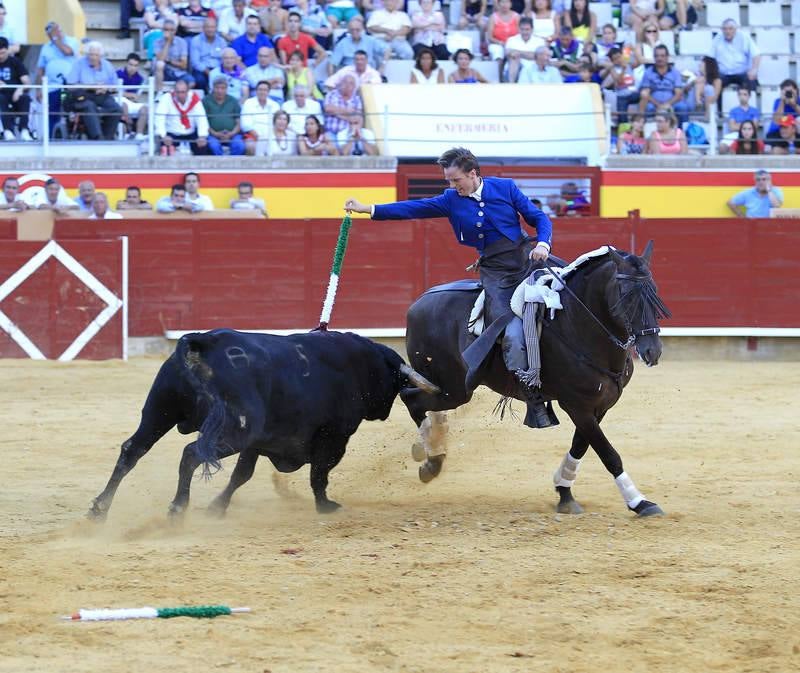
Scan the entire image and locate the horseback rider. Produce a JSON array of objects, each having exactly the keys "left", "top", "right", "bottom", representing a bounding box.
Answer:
[{"left": 345, "top": 146, "right": 555, "bottom": 428}]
